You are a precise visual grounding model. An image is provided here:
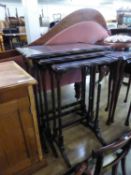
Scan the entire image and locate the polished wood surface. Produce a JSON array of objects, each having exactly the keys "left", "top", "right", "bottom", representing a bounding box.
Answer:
[
  {"left": 0, "top": 61, "right": 46, "bottom": 175},
  {"left": 30, "top": 8, "right": 107, "bottom": 46},
  {"left": 17, "top": 43, "right": 110, "bottom": 58},
  {"left": 0, "top": 61, "right": 36, "bottom": 90}
]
